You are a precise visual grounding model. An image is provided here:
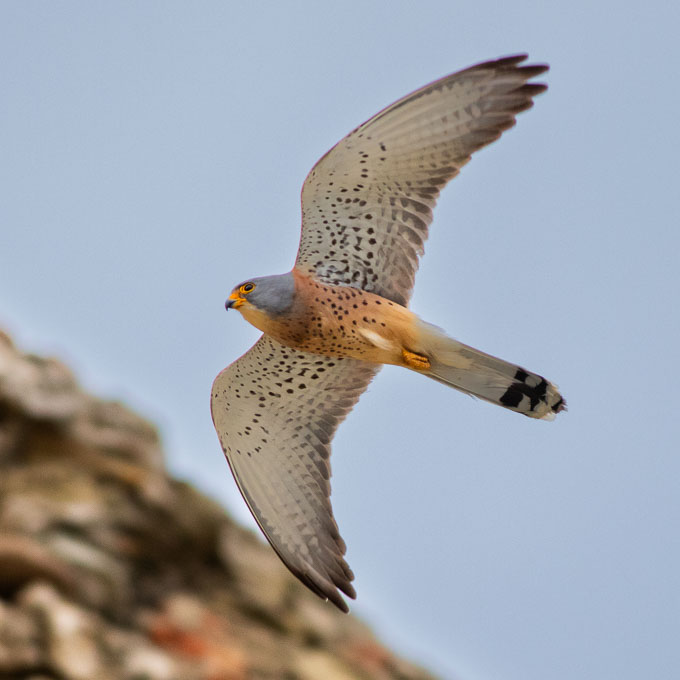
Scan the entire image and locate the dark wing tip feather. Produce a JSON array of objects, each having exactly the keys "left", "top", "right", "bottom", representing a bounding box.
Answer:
[
  {"left": 259, "top": 524, "right": 355, "bottom": 612},
  {"left": 502, "top": 84, "right": 548, "bottom": 114},
  {"left": 457, "top": 56, "right": 549, "bottom": 157},
  {"left": 484, "top": 53, "right": 530, "bottom": 67},
  {"left": 520, "top": 82, "right": 549, "bottom": 97},
  {"left": 471, "top": 53, "right": 547, "bottom": 74},
  {"left": 484, "top": 53, "right": 548, "bottom": 73},
  {"left": 472, "top": 55, "right": 549, "bottom": 96},
  {"left": 517, "top": 63, "right": 550, "bottom": 77},
  {"left": 297, "top": 565, "right": 356, "bottom": 613}
]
